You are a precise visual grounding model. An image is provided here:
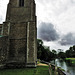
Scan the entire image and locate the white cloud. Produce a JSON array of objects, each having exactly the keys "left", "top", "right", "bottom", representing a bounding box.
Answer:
[
  {"left": 35, "top": 0, "right": 75, "bottom": 34},
  {"left": 44, "top": 41, "right": 69, "bottom": 51},
  {"left": 35, "top": 0, "right": 75, "bottom": 50},
  {"left": 0, "top": 0, "right": 9, "bottom": 23}
]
